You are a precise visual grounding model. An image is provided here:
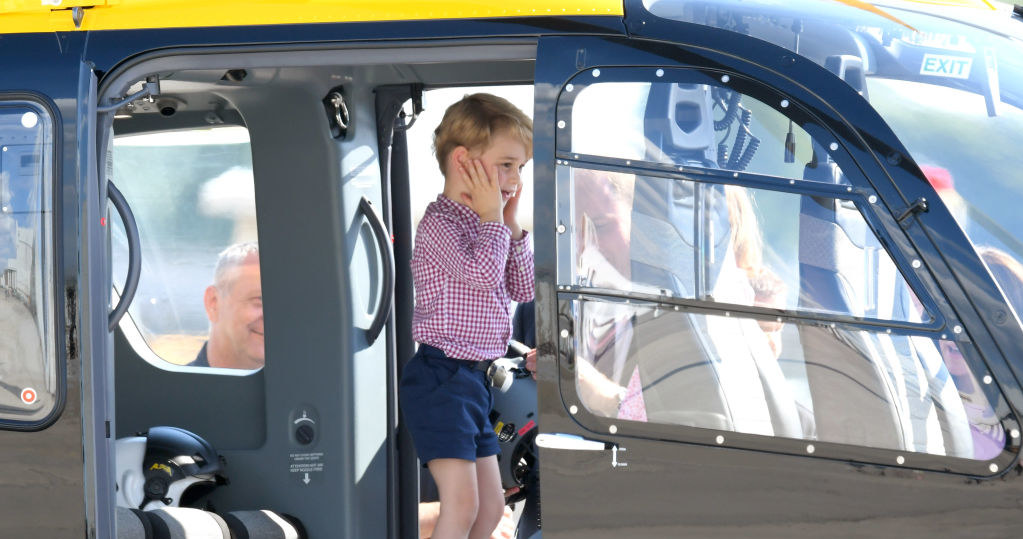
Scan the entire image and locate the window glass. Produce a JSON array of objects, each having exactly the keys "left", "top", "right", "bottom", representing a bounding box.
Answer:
[
  {"left": 569, "top": 297, "right": 1005, "bottom": 461},
  {"left": 570, "top": 79, "right": 845, "bottom": 184},
  {"left": 111, "top": 126, "right": 262, "bottom": 370},
  {"left": 0, "top": 103, "right": 57, "bottom": 423},
  {"left": 561, "top": 166, "right": 928, "bottom": 323}
]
